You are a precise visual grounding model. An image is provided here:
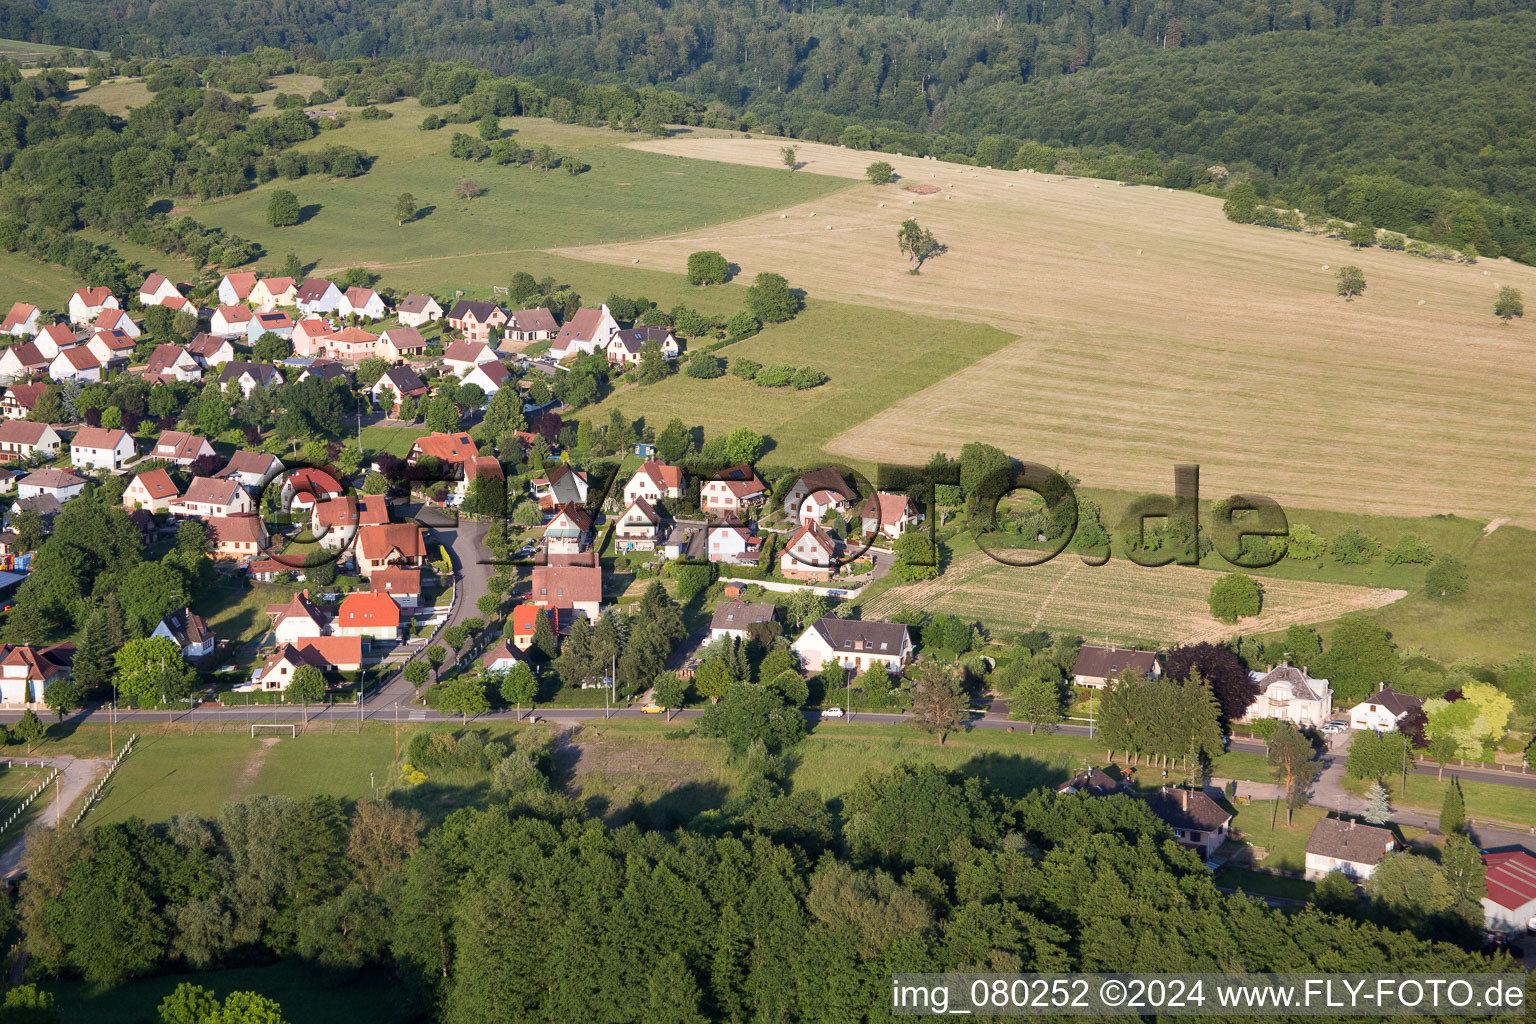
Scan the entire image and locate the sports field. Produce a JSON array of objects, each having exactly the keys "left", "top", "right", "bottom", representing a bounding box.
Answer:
[{"left": 563, "top": 136, "right": 1536, "bottom": 527}]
